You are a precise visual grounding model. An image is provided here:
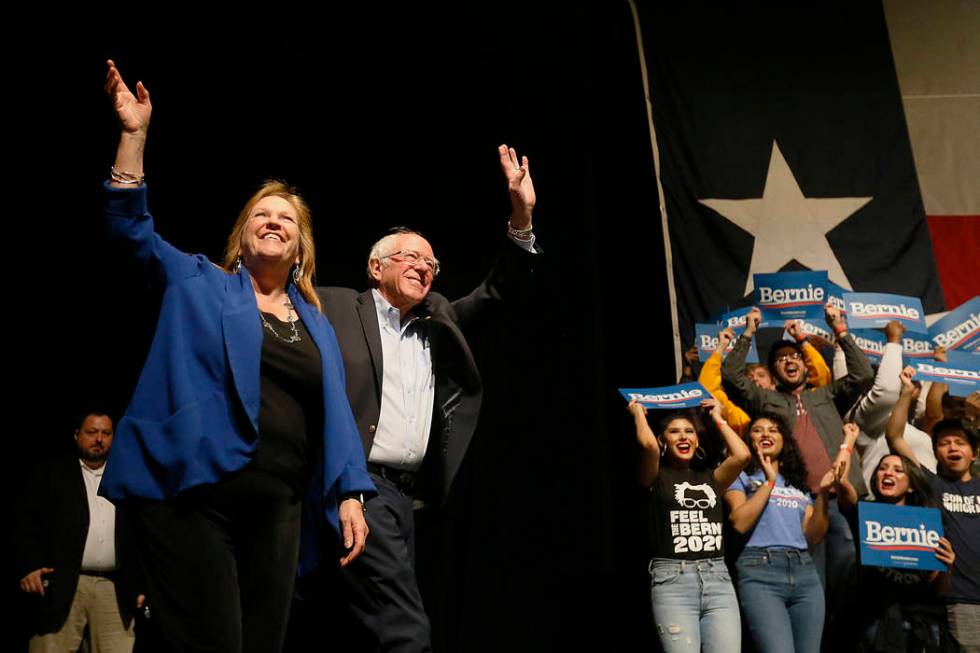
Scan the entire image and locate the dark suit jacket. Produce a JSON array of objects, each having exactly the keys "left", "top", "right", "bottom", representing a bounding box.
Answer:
[
  {"left": 318, "top": 240, "right": 539, "bottom": 503},
  {"left": 16, "top": 457, "right": 140, "bottom": 635}
]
